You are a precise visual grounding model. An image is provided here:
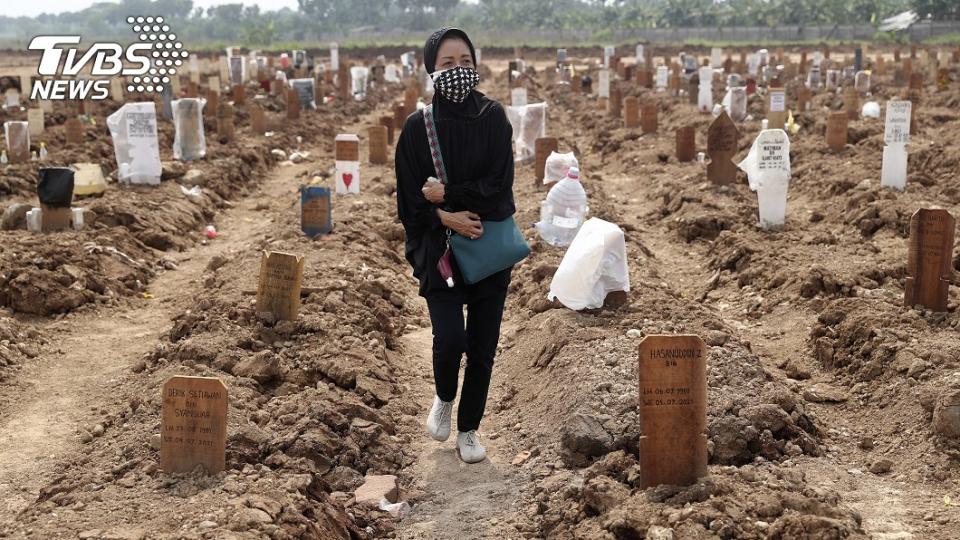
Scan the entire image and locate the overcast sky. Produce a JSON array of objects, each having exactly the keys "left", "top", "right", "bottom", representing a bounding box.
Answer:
[{"left": 4, "top": 0, "right": 301, "bottom": 18}]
